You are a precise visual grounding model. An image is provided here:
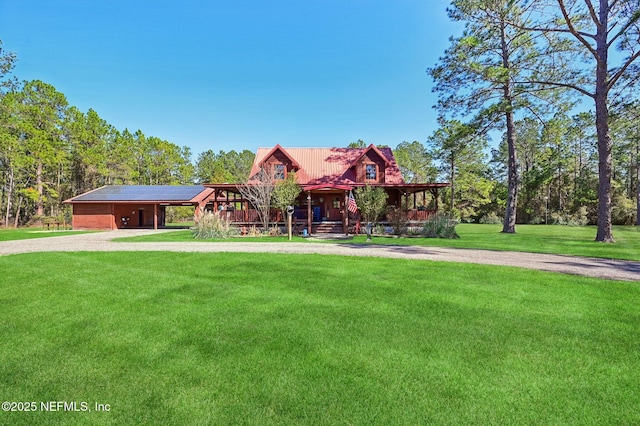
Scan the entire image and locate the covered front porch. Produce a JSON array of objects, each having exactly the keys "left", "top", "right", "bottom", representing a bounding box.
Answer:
[{"left": 204, "top": 183, "right": 448, "bottom": 234}]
